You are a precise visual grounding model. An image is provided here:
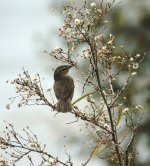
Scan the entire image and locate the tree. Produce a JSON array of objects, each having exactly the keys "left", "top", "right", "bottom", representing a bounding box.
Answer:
[{"left": 0, "top": 1, "right": 145, "bottom": 165}]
